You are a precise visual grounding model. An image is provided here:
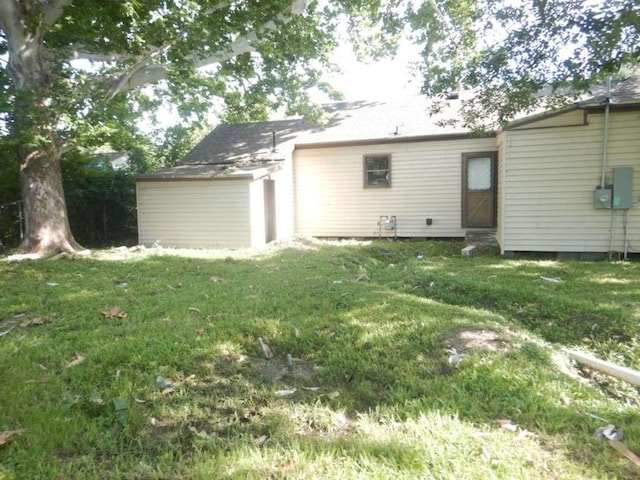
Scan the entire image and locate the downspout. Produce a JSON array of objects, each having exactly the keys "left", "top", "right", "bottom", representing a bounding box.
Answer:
[
  {"left": 602, "top": 77, "right": 614, "bottom": 259},
  {"left": 601, "top": 77, "right": 611, "bottom": 189},
  {"left": 624, "top": 209, "right": 630, "bottom": 260},
  {"left": 609, "top": 210, "right": 615, "bottom": 261}
]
